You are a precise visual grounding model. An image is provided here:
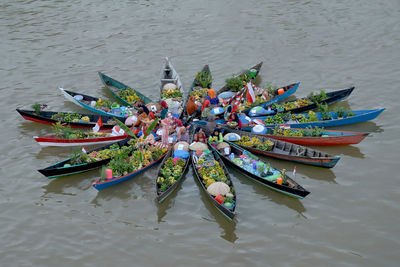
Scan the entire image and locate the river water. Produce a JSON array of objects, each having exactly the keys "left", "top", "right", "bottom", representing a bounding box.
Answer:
[{"left": 1, "top": 0, "right": 400, "bottom": 266}]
